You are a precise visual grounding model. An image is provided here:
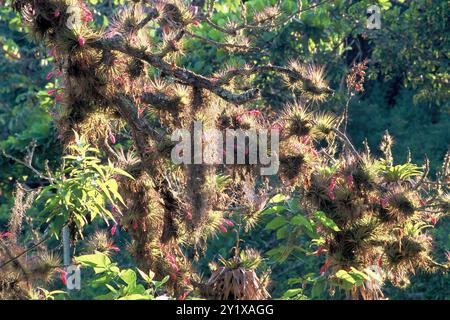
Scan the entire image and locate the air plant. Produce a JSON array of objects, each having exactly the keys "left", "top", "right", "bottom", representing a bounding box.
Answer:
[{"left": 204, "top": 249, "right": 270, "bottom": 300}]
